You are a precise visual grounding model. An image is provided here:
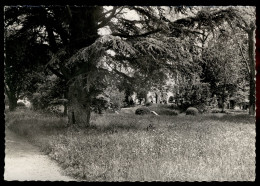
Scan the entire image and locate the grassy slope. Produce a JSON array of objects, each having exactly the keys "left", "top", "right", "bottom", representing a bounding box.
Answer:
[{"left": 5, "top": 109, "right": 255, "bottom": 181}]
